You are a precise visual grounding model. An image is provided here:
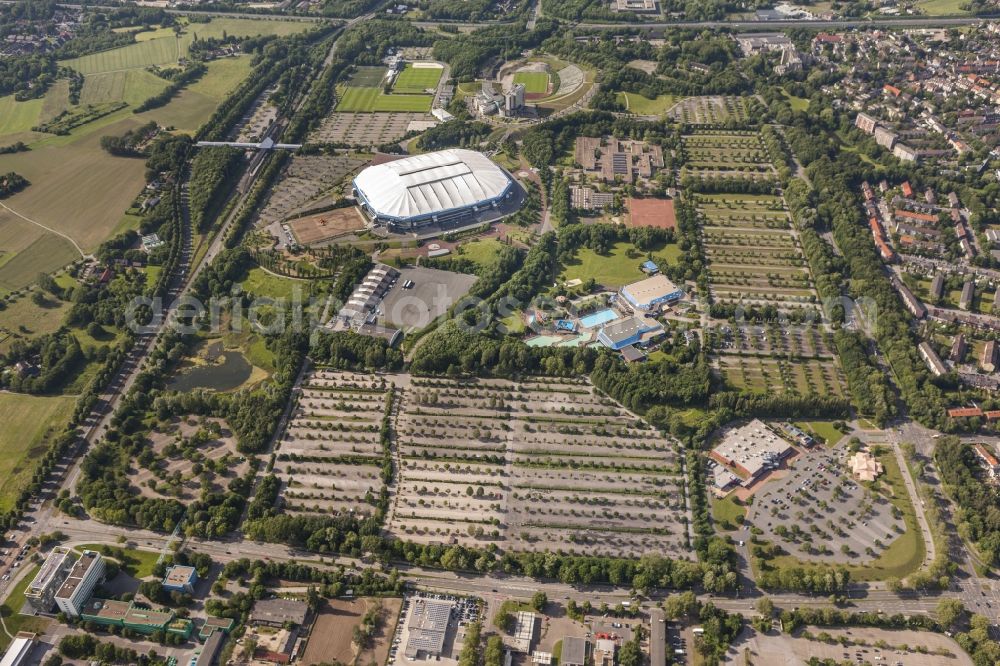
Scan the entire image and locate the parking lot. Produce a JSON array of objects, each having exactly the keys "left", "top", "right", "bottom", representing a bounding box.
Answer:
[
  {"left": 388, "top": 376, "right": 691, "bottom": 558},
  {"left": 378, "top": 267, "right": 478, "bottom": 331},
  {"left": 273, "top": 370, "right": 391, "bottom": 518},
  {"left": 743, "top": 447, "right": 905, "bottom": 564},
  {"left": 309, "top": 112, "right": 433, "bottom": 146},
  {"left": 722, "top": 626, "right": 973, "bottom": 666}
]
